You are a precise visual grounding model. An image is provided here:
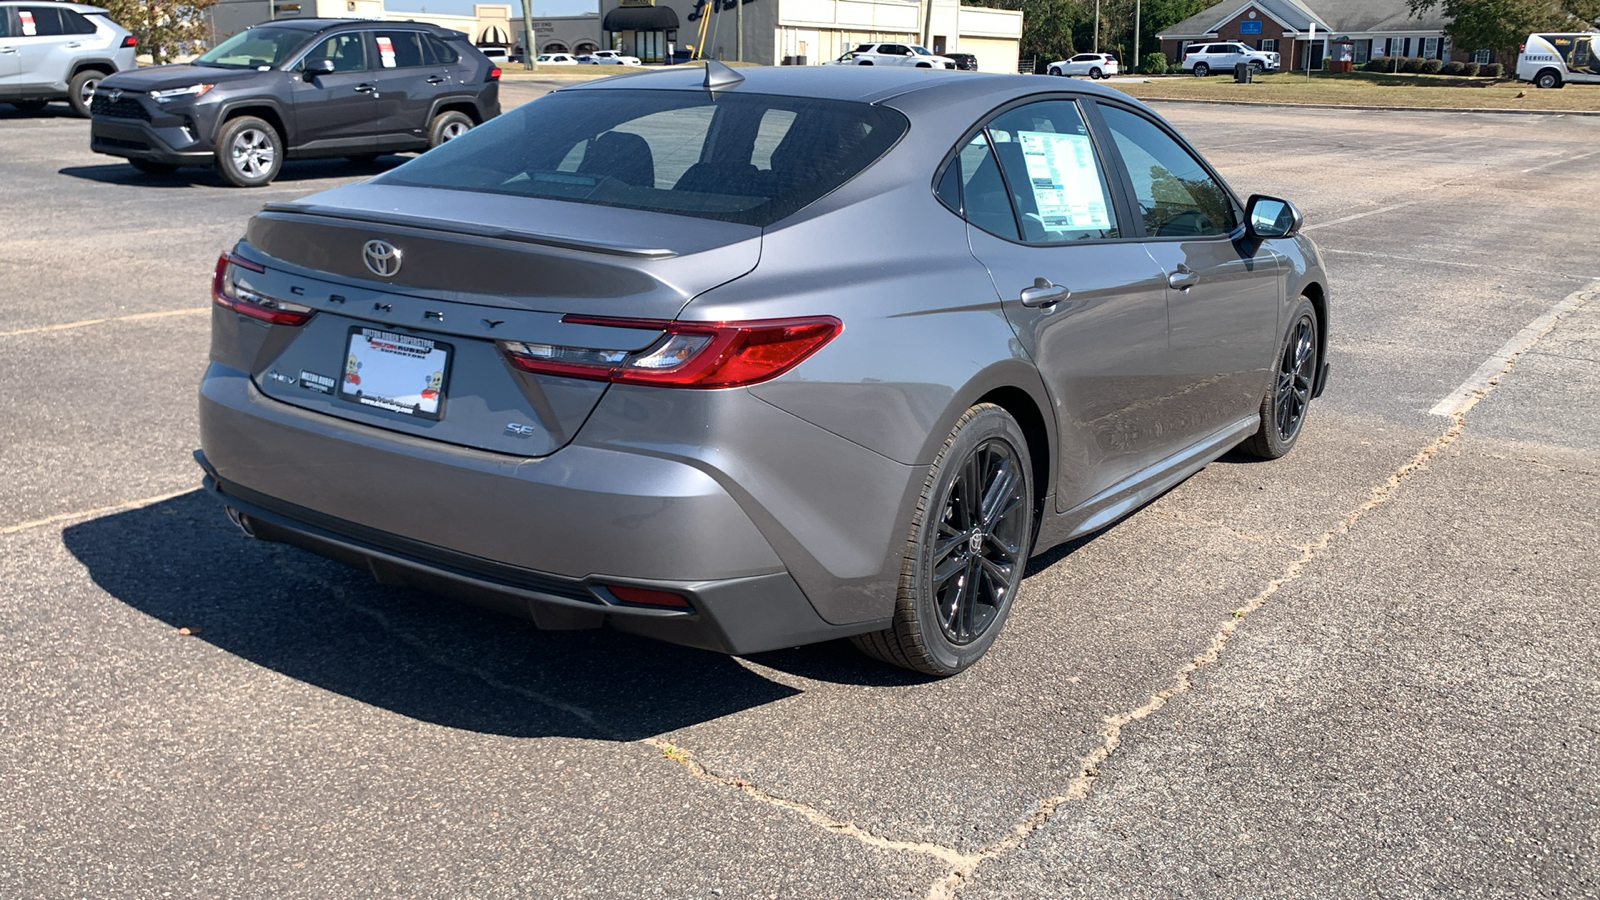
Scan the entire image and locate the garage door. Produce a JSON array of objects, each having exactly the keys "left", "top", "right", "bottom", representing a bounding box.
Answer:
[{"left": 958, "top": 37, "right": 1019, "bottom": 73}]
